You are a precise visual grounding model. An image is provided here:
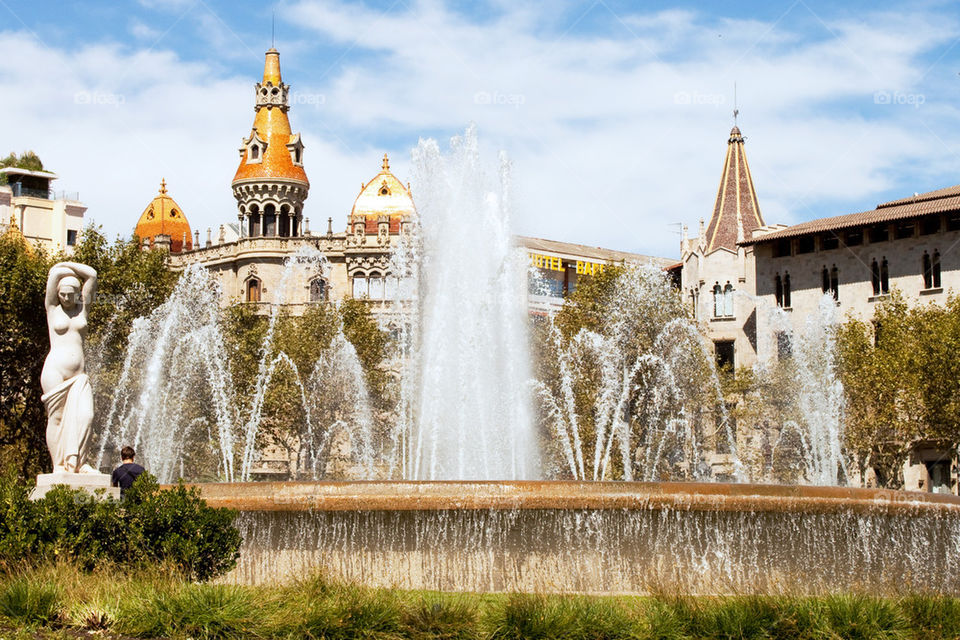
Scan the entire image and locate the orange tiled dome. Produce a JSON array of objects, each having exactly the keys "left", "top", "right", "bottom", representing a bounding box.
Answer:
[
  {"left": 135, "top": 179, "right": 192, "bottom": 252},
  {"left": 232, "top": 49, "right": 309, "bottom": 186},
  {"left": 350, "top": 154, "right": 416, "bottom": 233}
]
